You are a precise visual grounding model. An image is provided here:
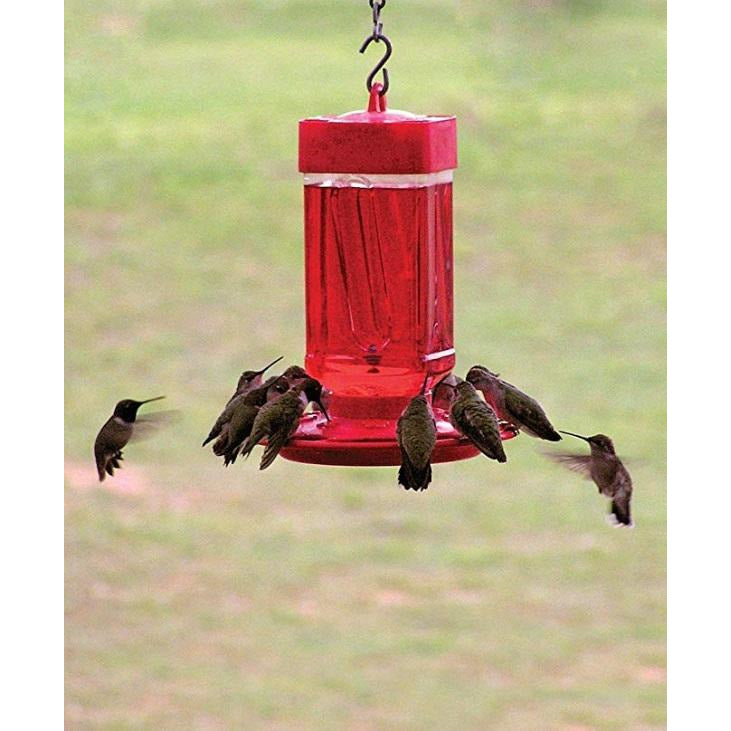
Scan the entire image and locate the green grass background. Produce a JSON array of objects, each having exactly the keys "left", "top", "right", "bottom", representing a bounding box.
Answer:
[{"left": 65, "top": 1, "right": 666, "bottom": 728}]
